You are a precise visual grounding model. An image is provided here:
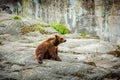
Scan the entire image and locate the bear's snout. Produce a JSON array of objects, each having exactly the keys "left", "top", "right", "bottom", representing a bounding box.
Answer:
[{"left": 64, "top": 40, "right": 66, "bottom": 42}]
